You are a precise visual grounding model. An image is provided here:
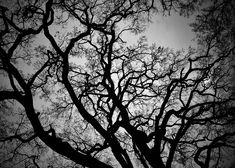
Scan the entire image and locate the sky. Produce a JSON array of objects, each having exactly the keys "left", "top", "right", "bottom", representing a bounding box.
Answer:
[
  {"left": 146, "top": 14, "right": 196, "bottom": 49},
  {"left": 122, "top": 12, "right": 197, "bottom": 50}
]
